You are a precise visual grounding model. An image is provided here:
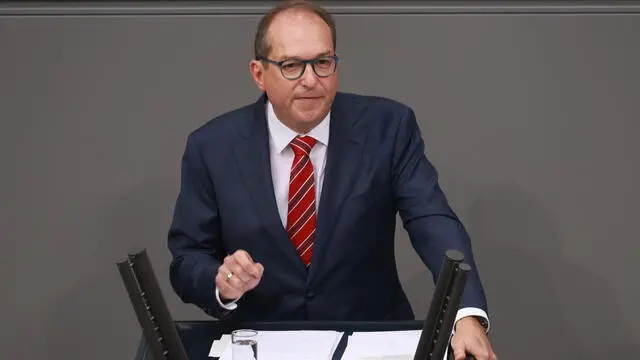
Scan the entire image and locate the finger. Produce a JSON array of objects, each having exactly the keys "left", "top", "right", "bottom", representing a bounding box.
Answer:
[
  {"left": 217, "top": 275, "right": 243, "bottom": 299},
  {"left": 486, "top": 345, "right": 497, "bottom": 360},
  {"left": 453, "top": 348, "right": 467, "bottom": 360},
  {"left": 243, "top": 264, "right": 265, "bottom": 291},
  {"left": 235, "top": 249, "right": 254, "bottom": 262},
  {"left": 229, "top": 272, "right": 247, "bottom": 292},
  {"left": 464, "top": 340, "right": 491, "bottom": 360},
  {"left": 217, "top": 264, "right": 237, "bottom": 289},
  {"left": 234, "top": 251, "right": 261, "bottom": 278},
  {"left": 243, "top": 263, "right": 265, "bottom": 291},
  {"left": 218, "top": 263, "right": 245, "bottom": 292},
  {"left": 234, "top": 250, "right": 260, "bottom": 278},
  {"left": 450, "top": 336, "right": 467, "bottom": 360},
  {"left": 216, "top": 267, "right": 243, "bottom": 299},
  {"left": 224, "top": 255, "right": 252, "bottom": 282}
]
